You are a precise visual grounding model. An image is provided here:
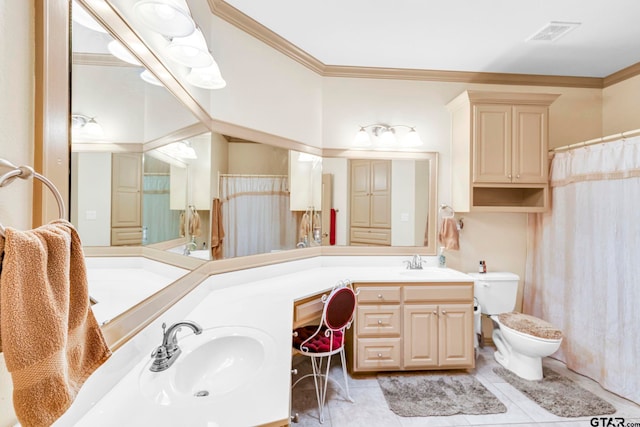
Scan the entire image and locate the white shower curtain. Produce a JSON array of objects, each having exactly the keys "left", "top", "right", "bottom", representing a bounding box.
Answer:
[
  {"left": 526, "top": 136, "right": 640, "bottom": 404},
  {"left": 220, "top": 175, "right": 297, "bottom": 258}
]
